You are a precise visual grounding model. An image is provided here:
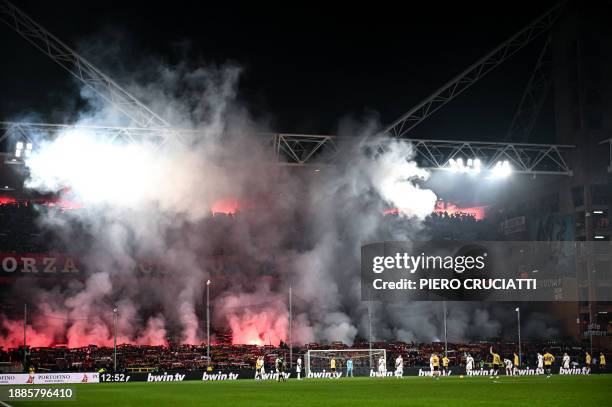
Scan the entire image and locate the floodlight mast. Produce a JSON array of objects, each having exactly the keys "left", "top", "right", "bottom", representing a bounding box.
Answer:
[
  {"left": 0, "top": 0, "right": 170, "bottom": 129},
  {"left": 0, "top": 0, "right": 575, "bottom": 176},
  {"left": 383, "top": 2, "right": 566, "bottom": 138},
  {"left": 0, "top": 122, "right": 574, "bottom": 175},
  {"left": 505, "top": 35, "right": 553, "bottom": 142}
]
